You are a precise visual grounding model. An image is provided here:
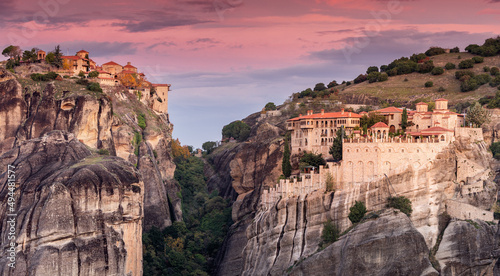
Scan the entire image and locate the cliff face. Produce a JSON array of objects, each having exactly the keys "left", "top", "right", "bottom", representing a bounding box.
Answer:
[
  {"left": 0, "top": 68, "right": 180, "bottom": 230},
  {"left": 214, "top": 108, "right": 499, "bottom": 275},
  {"left": 0, "top": 131, "right": 143, "bottom": 276}
]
